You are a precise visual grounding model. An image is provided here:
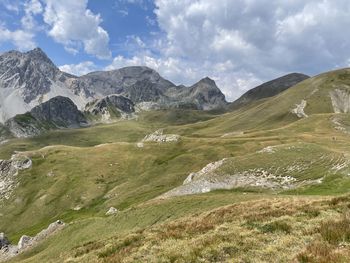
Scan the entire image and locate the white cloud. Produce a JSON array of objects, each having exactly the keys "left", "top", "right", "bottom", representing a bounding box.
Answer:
[
  {"left": 59, "top": 61, "right": 98, "bottom": 76},
  {"left": 0, "top": 25, "right": 36, "bottom": 50},
  {"left": 145, "top": 0, "right": 350, "bottom": 100},
  {"left": 0, "top": 0, "right": 41, "bottom": 50},
  {"left": 42, "top": 0, "right": 111, "bottom": 59},
  {"left": 0, "top": 0, "right": 21, "bottom": 13},
  {"left": 106, "top": 52, "right": 261, "bottom": 99},
  {"left": 21, "top": 0, "right": 43, "bottom": 30}
]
